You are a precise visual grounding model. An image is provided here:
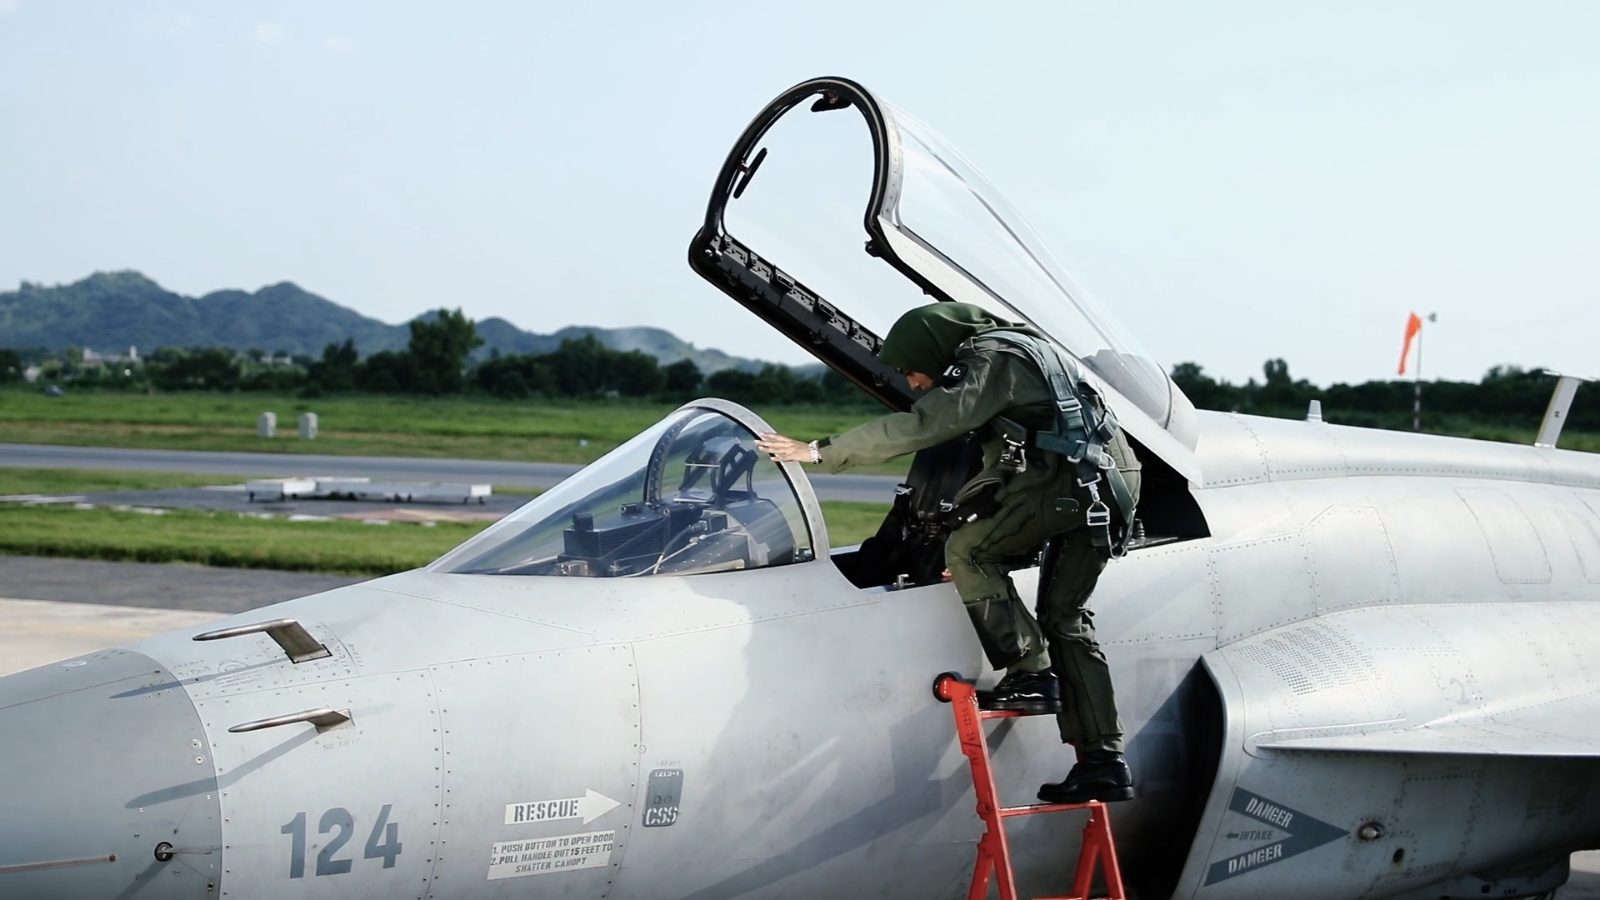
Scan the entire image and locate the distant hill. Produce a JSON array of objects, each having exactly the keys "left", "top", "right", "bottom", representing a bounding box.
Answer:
[
  {"left": 471, "top": 320, "right": 759, "bottom": 374},
  {"left": 0, "top": 271, "right": 766, "bottom": 372}
]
